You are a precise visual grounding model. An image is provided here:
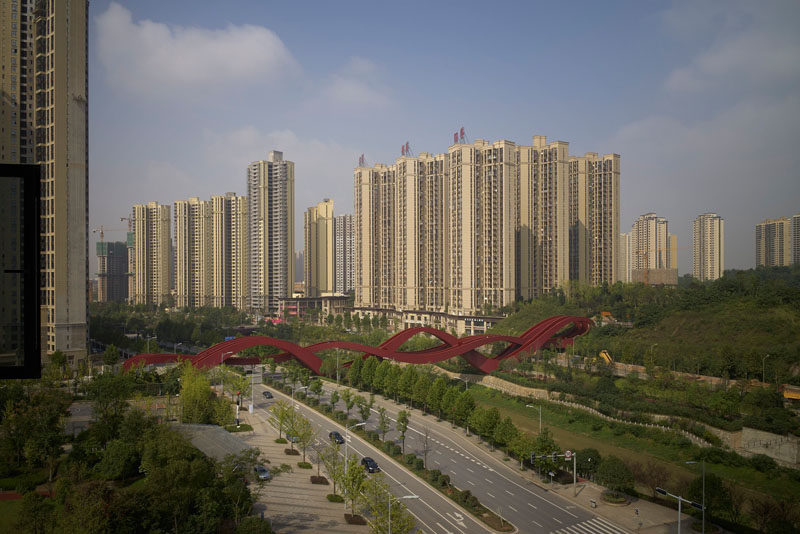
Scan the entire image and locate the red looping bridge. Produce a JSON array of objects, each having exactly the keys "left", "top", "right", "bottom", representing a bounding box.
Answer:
[{"left": 123, "top": 315, "right": 590, "bottom": 375}]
